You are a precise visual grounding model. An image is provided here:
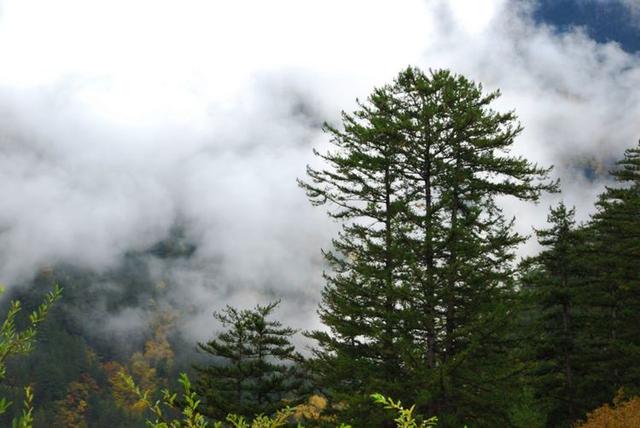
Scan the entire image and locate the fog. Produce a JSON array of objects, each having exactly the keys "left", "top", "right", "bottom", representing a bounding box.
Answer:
[{"left": 0, "top": 0, "right": 638, "bottom": 343}]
